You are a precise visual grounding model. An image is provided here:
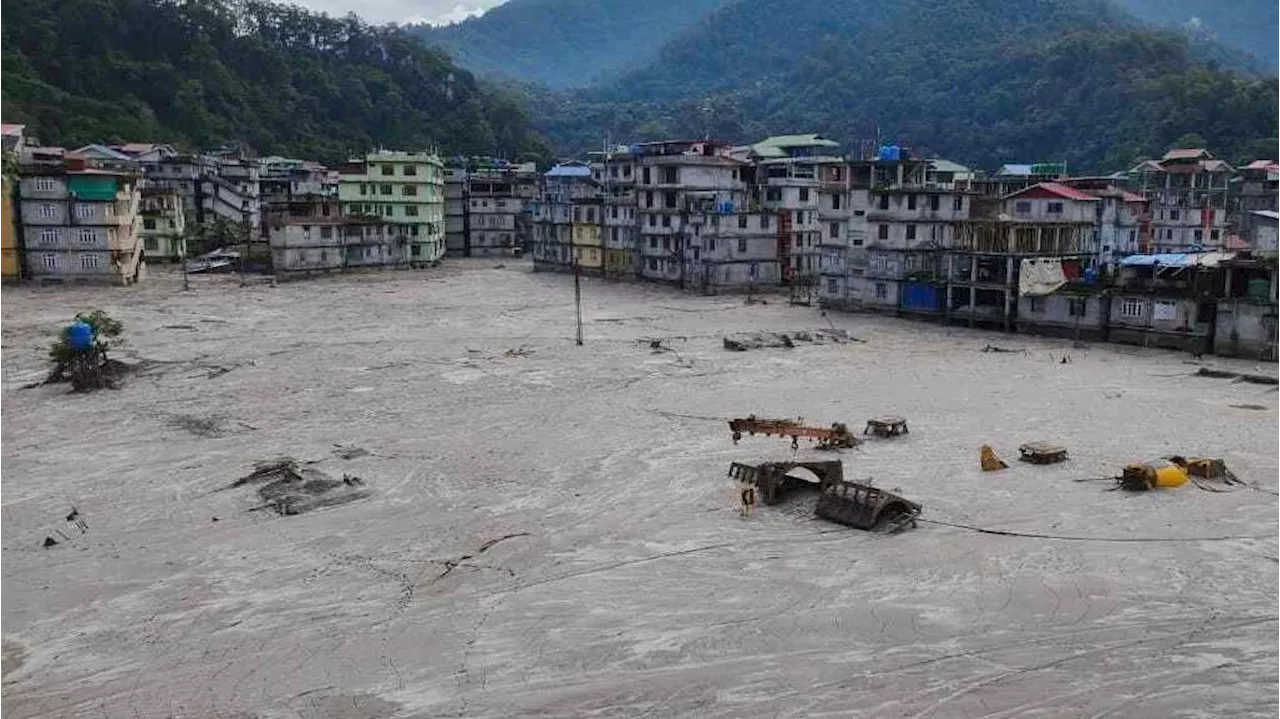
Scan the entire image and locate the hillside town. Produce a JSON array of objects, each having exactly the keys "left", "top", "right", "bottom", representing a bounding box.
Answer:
[{"left": 3, "top": 124, "right": 1274, "bottom": 360}]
